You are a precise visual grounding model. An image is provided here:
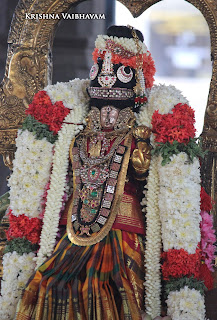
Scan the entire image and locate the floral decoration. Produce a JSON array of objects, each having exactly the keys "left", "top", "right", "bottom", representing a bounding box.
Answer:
[
  {"left": 0, "top": 79, "right": 90, "bottom": 320},
  {"left": 26, "top": 90, "right": 70, "bottom": 134},
  {"left": 1, "top": 76, "right": 214, "bottom": 320},
  {"left": 35, "top": 80, "right": 89, "bottom": 267},
  {"left": 137, "top": 84, "right": 189, "bottom": 130},
  {"left": 8, "top": 130, "right": 53, "bottom": 218},
  {"left": 166, "top": 286, "right": 206, "bottom": 320},
  {"left": 161, "top": 248, "right": 201, "bottom": 280},
  {"left": 200, "top": 186, "right": 213, "bottom": 212},
  {"left": 35, "top": 111, "right": 86, "bottom": 267},
  {"left": 0, "top": 252, "right": 36, "bottom": 320},
  {"left": 199, "top": 263, "right": 214, "bottom": 291},
  {"left": 45, "top": 78, "right": 90, "bottom": 110},
  {"left": 4, "top": 238, "right": 38, "bottom": 255},
  {"left": 158, "top": 153, "right": 201, "bottom": 254},
  {"left": 200, "top": 210, "right": 216, "bottom": 272},
  {"left": 152, "top": 103, "right": 196, "bottom": 144},
  {"left": 22, "top": 115, "right": 58, "bottom": 144},
  {"left": 164, "top": 276, "right": 206, "bottom": 297},
  {"left": 95, "top": 34, "right": 148, "bottom": 55},
  {"left": 143, "top": 86, "right": 211, "bottom": 319},
  {"left": 92, "top": 48, "right": 155, "bottom": 89},
  {"left": 6, "top": 209, "right": 42, "bottom": 244},
  {"left": 152, "top": 138, "right": 206, "bottom": 166},
  {"left": 143, "top": 156, "right": 162, "bottom": 318}
]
